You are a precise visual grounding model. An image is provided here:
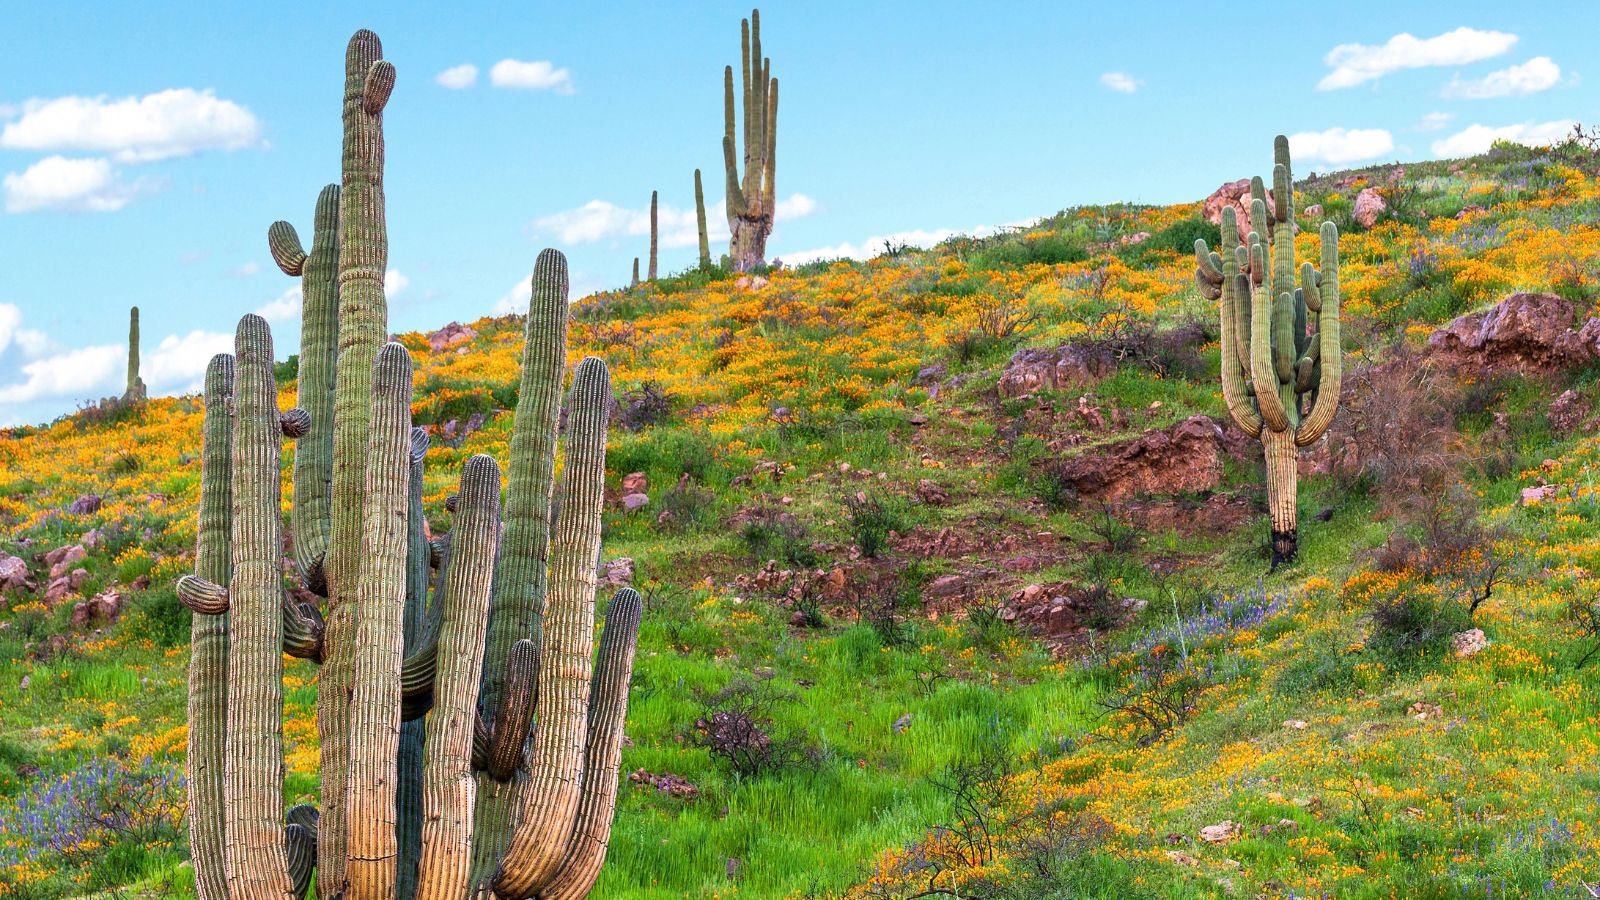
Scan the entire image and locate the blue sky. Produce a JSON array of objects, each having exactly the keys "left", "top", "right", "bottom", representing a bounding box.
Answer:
[{"left": 0, "top": 1, "right": 1594, "bottom": 425}]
